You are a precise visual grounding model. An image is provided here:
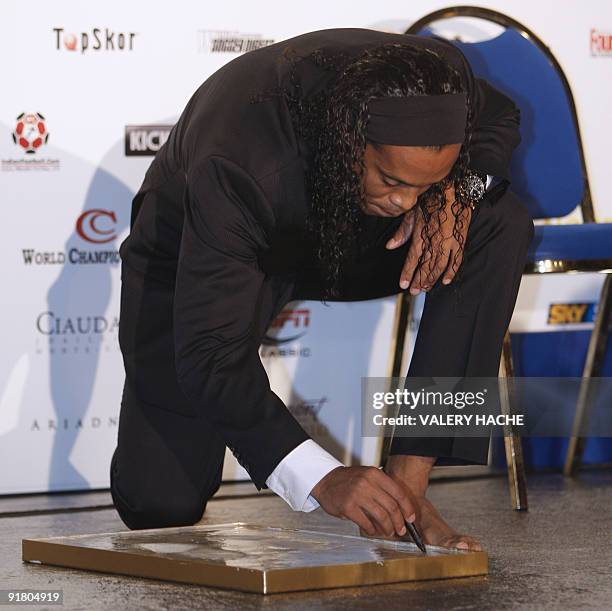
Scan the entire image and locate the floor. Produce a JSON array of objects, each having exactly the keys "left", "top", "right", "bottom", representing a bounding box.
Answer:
[{"left": 2, "top": 471, "right": 611, "bottom": 610}]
